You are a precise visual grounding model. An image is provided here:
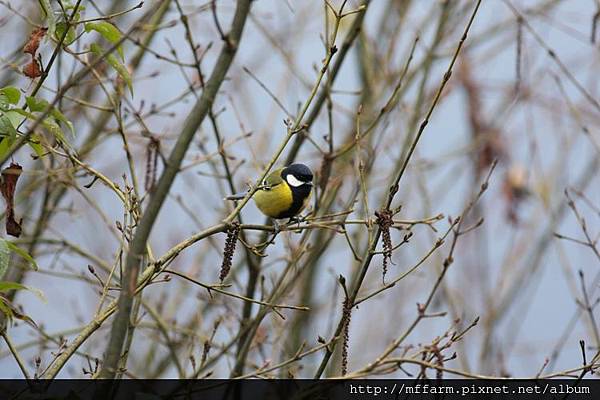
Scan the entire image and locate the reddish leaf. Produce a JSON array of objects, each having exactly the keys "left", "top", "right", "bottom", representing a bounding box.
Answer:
[
  {"left": 1, "top": 163, "right": 23, "bottom": 237},
  {"left": 23, "top": 60, "right": 42, "bottom": 79},
  {"left": 23, "top": 27, "right": 47, "bottom": 56}
]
